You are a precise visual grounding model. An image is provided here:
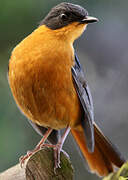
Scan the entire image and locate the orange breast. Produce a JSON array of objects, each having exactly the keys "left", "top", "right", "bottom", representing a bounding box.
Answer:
[{"left": 8, "top": 25, "right": 82, "bottom": 130}]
